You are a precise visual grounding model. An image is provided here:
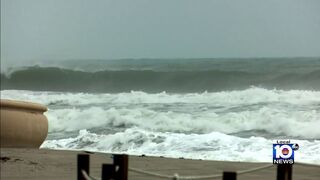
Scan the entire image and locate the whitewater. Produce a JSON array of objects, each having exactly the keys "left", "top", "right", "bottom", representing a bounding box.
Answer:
[{"left": 1, "top": 87, "right": 320, "bottom": 164}]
